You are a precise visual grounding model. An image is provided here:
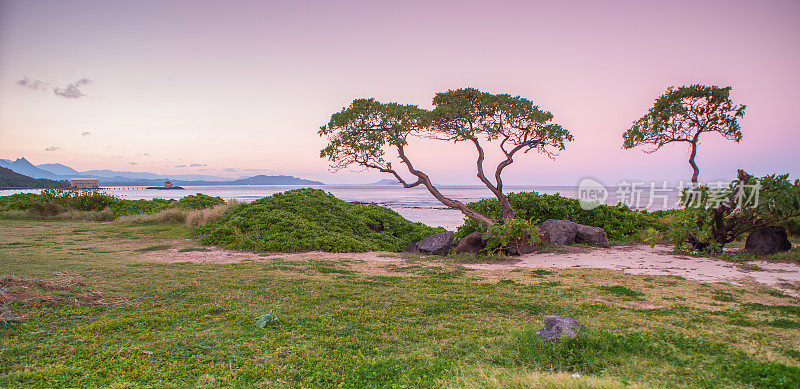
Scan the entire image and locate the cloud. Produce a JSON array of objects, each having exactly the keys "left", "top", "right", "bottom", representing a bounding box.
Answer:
[
  {"left": 174, "top": 165, "right": 187, "bottom": 168},
  {"left": 53, "top": 78, "right": 92, "bottom": 99},
  {"left": 223, "top": 168, "right": 238, "bottom": 172},
  {"left": 189, "top": 163, "right": 207, "bottom": 167},
  {"left": 129, "top": 162, "right": 138, "bottom": 165},
  {"left": 81, "top": 131, "right": 92, "bottom": 136},
  {"left": 44, "top": 146, "right": 61, "bottom": 151},
  {"left": 17, "top": 77, "right": 49, "bottom": 91}
]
